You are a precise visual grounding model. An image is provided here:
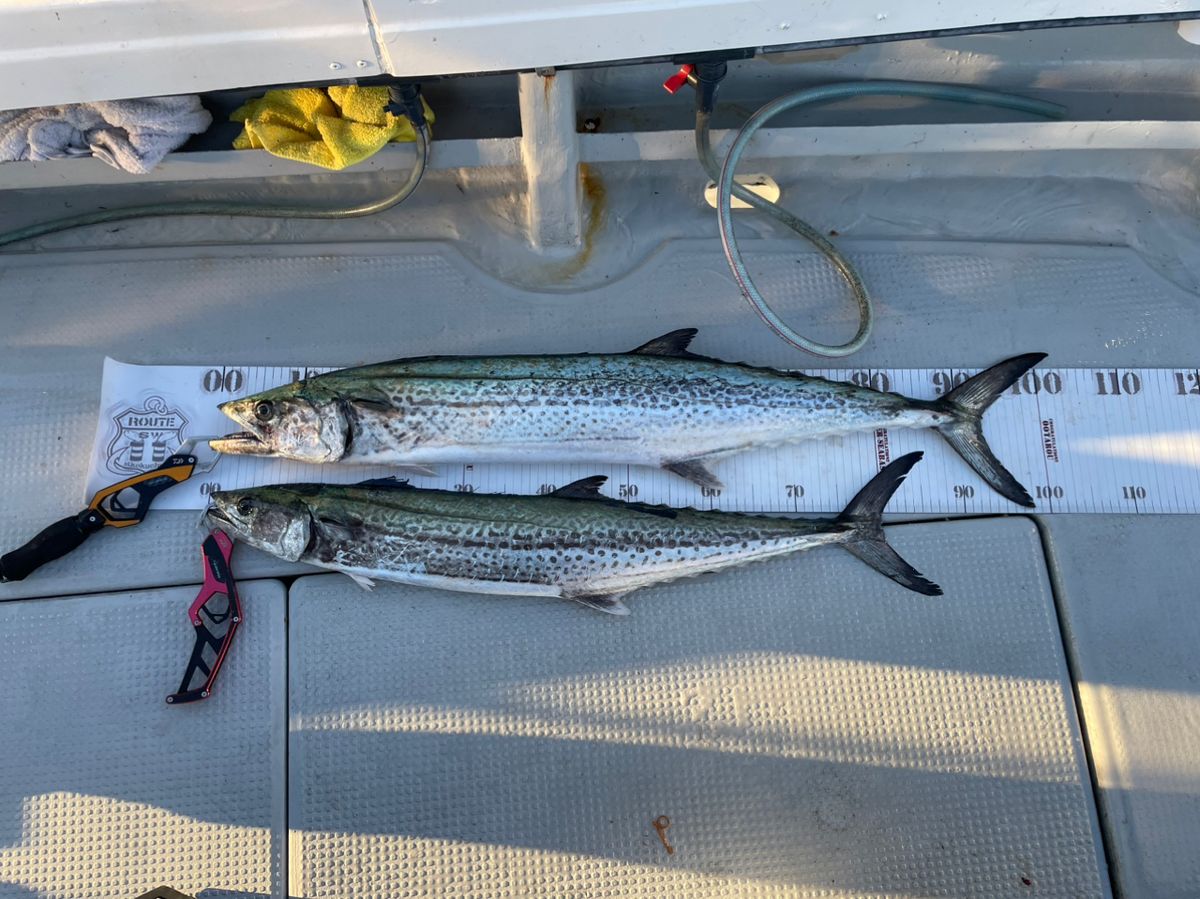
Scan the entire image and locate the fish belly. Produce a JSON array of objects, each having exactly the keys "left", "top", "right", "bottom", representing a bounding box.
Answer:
[{"left": 305, "top": 515, "right": 842, "bottom": 600}]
